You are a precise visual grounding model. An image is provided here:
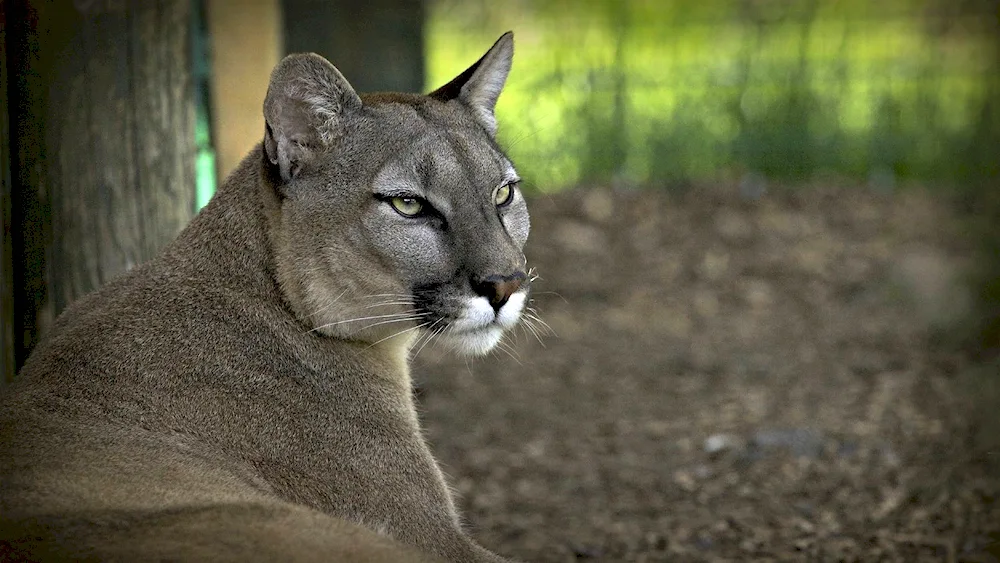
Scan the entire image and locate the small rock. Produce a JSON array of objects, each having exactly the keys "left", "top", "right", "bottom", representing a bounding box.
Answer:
[
  {"left": 704, "top": 433, "right": 742, "bottom": 455},
  {"left": 672, "top": 469, "right": 697, "bottom": 492},
  {"left": 792, "top": 516, "right": 816, "bottom": 533},
  {"left": 872, "top": 487, "right": 907, "bottom": 521}
]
